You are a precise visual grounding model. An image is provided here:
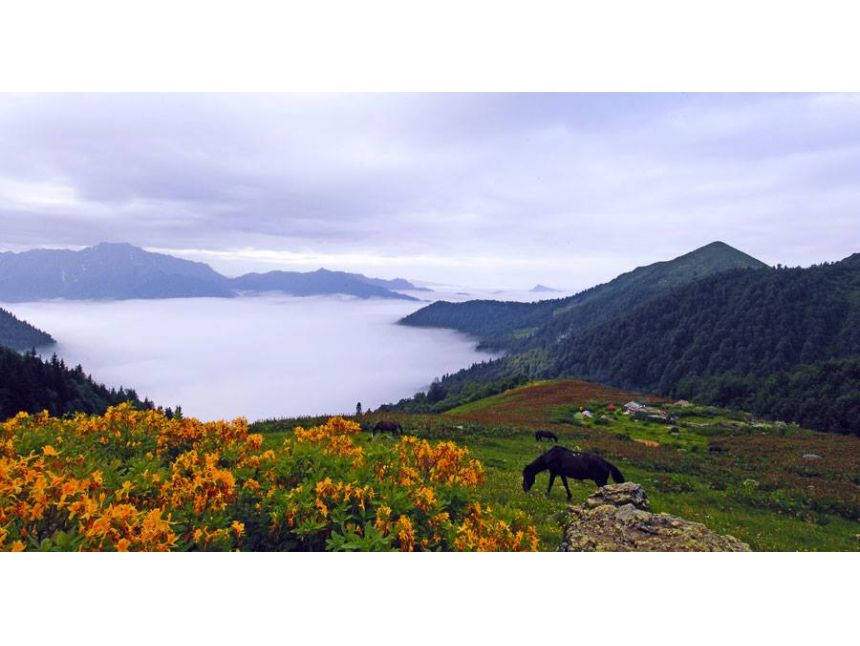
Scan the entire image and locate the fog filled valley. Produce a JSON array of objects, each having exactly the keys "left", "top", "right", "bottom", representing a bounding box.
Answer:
[{"left": 2, "top": 295, "right": 498, "bottom": 420}]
